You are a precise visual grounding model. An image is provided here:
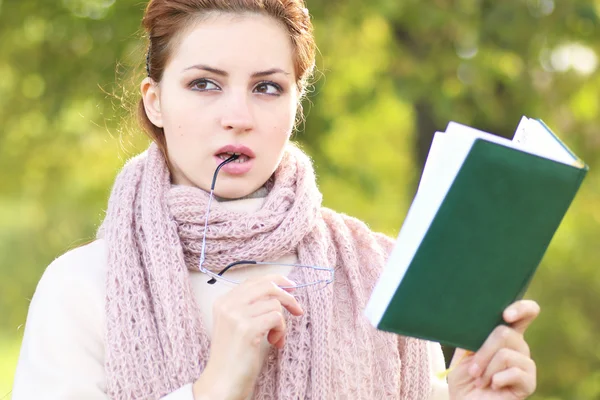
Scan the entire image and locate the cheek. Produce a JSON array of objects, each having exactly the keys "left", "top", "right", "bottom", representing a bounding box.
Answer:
[
  {"left": 269, "top": 120, "right": 293, "bottom": 143},
  {"left": 259, "top": 101, "right": 294, "bottom": 138},
  {"left": 159, "top": 83, "right": 199, "bottom": 131},
  {"left": 276, "top": 101, "right": 297, "bottom": 133},
  {"left": 162, "top": 98, "right": 201, "bottom": 142},
  {"left": 164, "top": 123, "right": 186, "bottom": 144}
]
